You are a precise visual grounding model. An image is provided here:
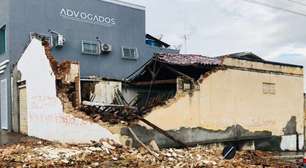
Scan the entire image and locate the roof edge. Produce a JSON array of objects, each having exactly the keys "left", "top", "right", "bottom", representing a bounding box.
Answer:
[
  {"left": 226, "top": 56, "right": 303, "bottom": 68},
  {"left": 98, "top": 0, "right": 146, "bottom": 10}
]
